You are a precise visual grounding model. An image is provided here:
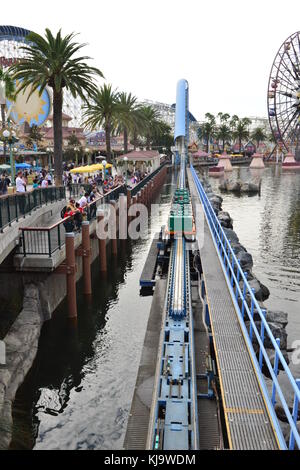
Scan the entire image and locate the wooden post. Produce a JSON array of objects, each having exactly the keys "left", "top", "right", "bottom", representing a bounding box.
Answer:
[
  {"left": 66, "top": 233, "right": 77, "bottom": 318},
  {"left": 110, "top": 200, "right": 117, "bottom": 256},
  {"left": 97, "top": 210, "right": 107, "bottom": 272},
  {"left": 82, "top": 221, "right": 92, "bottom": 295}
]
